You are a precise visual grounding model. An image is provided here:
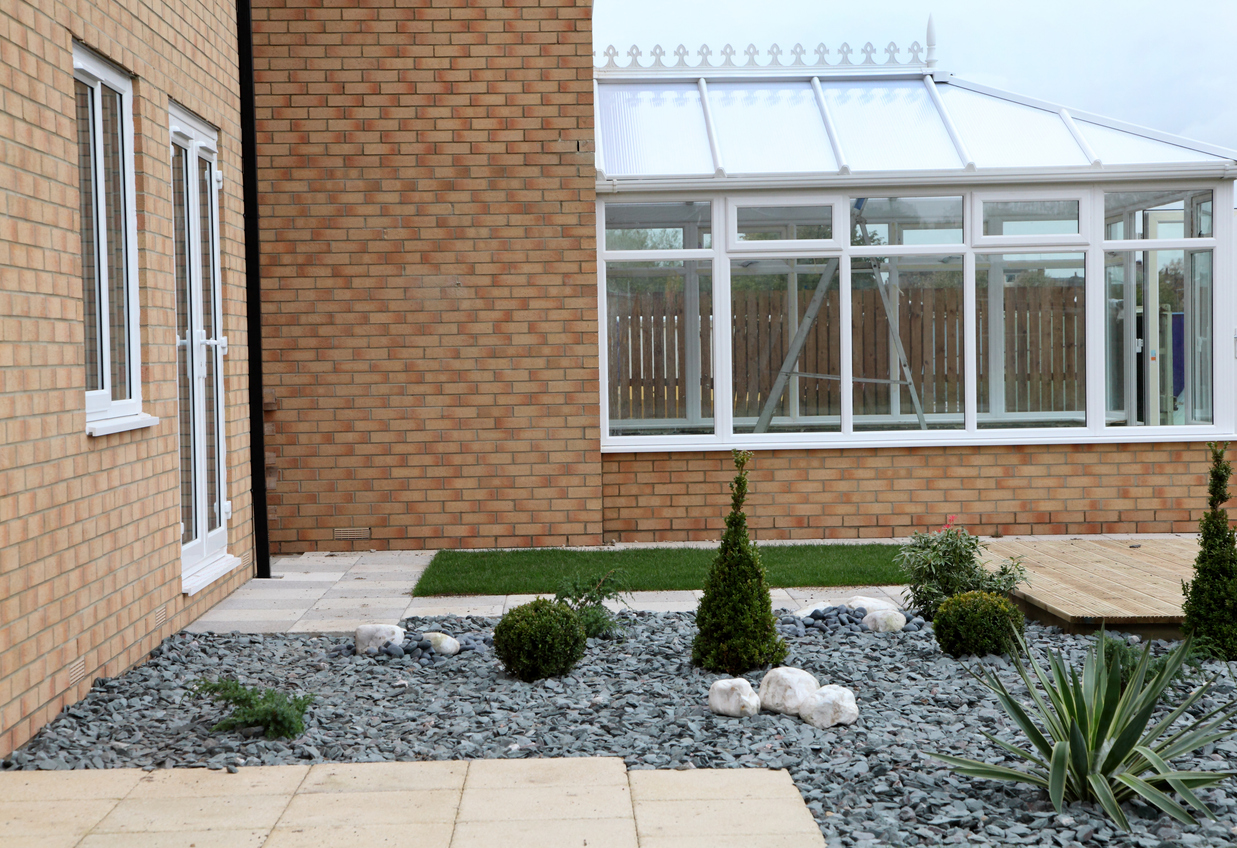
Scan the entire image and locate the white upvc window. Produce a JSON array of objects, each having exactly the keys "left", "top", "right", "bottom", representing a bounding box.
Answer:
[
  {"left": 73, "top": 45, "right": 156, "bottom": 436},
  {"left": 598, "top": 180, "right": 1234, "bottom": 452},
  {"left": 170, "top": 102, "right": 240, "bottom": 593}
]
